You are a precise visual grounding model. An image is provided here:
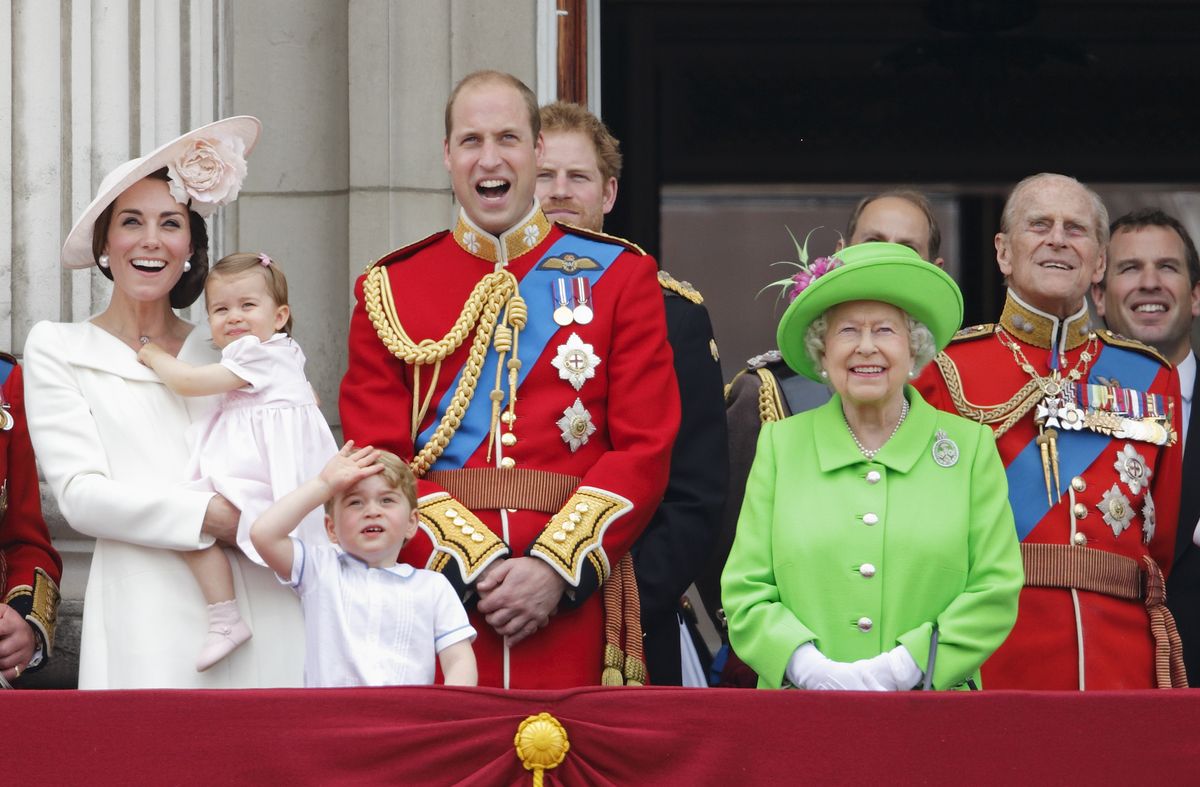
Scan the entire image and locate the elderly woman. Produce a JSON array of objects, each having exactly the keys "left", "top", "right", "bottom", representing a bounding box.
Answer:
[
  {"left": 23, "top": 118, "right": 303, "bottom": 688},
  {"left": 721, "top": 242, "right": 1022, "bottom": 690}
]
